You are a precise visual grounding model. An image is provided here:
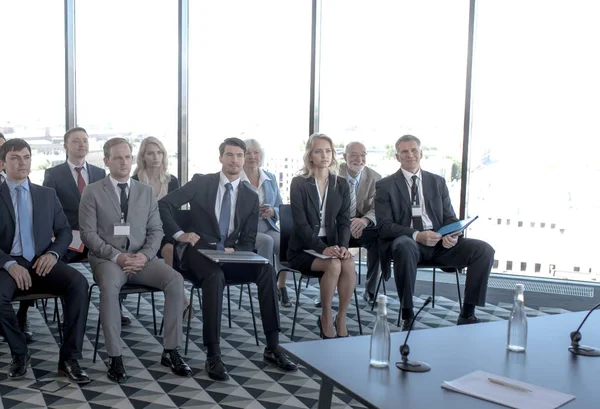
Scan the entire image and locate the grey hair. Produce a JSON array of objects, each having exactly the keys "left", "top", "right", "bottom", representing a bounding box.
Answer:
[
  {"left": 244, "top": 138, "right": 265, "bottom": 168},
  {"left": 395, "top": 134, "right": 422, "bottom": 153},
  {"left": 344, "top": 141, "right": 366, "bottom": 155}
]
